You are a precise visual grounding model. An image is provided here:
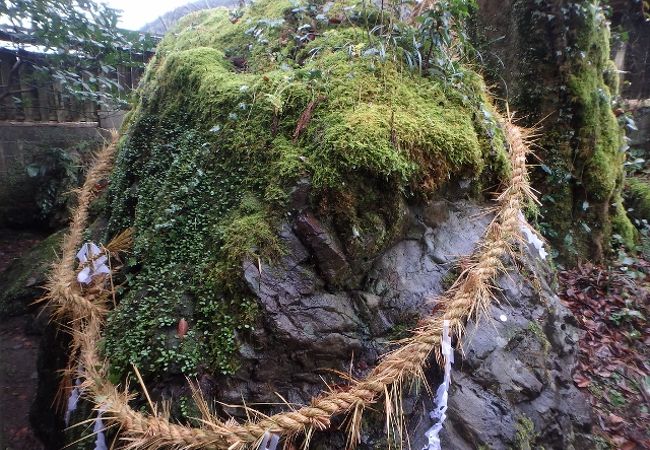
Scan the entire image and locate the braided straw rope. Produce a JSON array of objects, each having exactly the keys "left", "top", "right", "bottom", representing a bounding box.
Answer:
[{"left": 45, "top": 115, "right": 536, "bottom": 449}]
